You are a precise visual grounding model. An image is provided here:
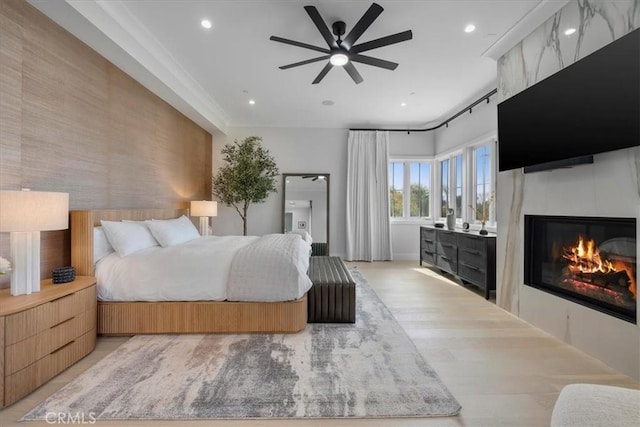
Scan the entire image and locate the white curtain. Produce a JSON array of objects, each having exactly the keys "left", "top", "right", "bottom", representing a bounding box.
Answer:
[{"left": 346, "top": 130, "right": 392, "bottom": 261}]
